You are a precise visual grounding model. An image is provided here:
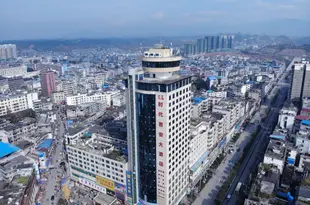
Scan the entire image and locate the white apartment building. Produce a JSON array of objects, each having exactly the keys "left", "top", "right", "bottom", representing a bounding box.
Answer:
[
  {"left": 212, "top": 99, "right": 245, "bottom": 135},
  {"left": 188, "top": 99, "right": 246, "bottom": 186},
  {"left": 26, "top": 92, "right": 39, "bottom": 109},
  {"left": 63, "top": 81, "right": 77, "bottom": 96},
  {"left": 295, "top": 132, "right": 310, "bottom": 154},
  {"left": 67, "top": 138, "right": 128, "bottom": 196},
  {"left": 0, "top": 92, "right": 38, "bottom": 116},
  {"left": 241, "top": 84, "right": 253, "bottom": 96},
  {"left": 191, "top": 97, "right": 222, "bottom": 118},
  {"left": 51, "top": 91, "right": 65, "bottom": 104},
  {"left": 0, "top": 65, "right": 27, "bottom": 78},
  {"left": 112, "top": 94, "right": 125, "bottom": 107},
  {"left": 0, "top": 44, "right": 17, "bottom": 59},
  {"left": 278, "top": 105, "right": 297, "bottom": 132},
  {"left": 66, "top": 91, "right": 119, "bottom": 107}
]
